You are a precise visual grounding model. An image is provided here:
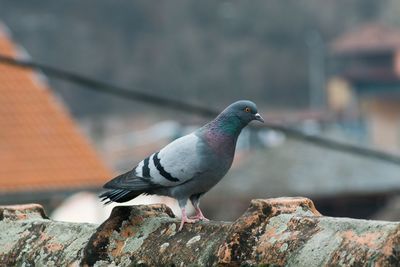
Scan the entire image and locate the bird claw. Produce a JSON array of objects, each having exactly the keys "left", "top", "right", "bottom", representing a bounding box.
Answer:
[
  {"left": 178, "top": 207, "right": 209, "bottom": 231},
  {"left": 189, "top": 215, "right": 210, "bottom": 222},
  {"left": 178, "top": 218, "right": 197, "bottom": 231}
]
